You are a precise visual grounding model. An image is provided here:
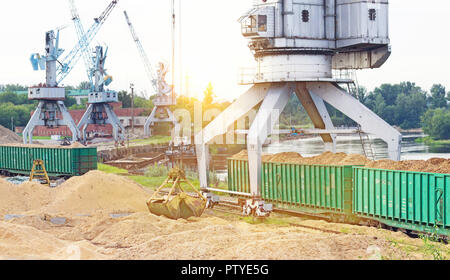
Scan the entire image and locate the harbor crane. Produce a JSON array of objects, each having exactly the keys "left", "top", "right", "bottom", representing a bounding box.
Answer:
[
  {"left": 197, "top": 0, "right": 402, "bottom": 216},
  {"left": 23, "top": 1, "right": 119, "bottom": 144},
  {"left": 77, "top": 46, "right": 125, "bottom": 145},
  {"left": 123, "top": 10, "right": 180, "bottom": 138}
]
